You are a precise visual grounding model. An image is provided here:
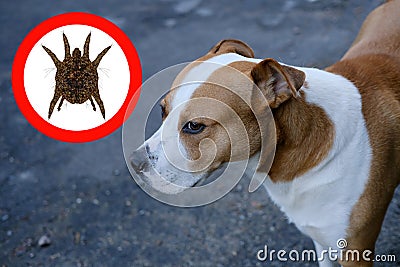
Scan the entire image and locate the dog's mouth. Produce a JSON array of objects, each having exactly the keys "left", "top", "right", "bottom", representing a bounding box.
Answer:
[
  {"left": 192, "top": 163, "right": 227, "bottom": 187},
  {"left": 193, "top": 176, "right": 207, "bottom": 187},
  {"left": 129, "top": 144, "right": 229, "bottom": 194}
]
